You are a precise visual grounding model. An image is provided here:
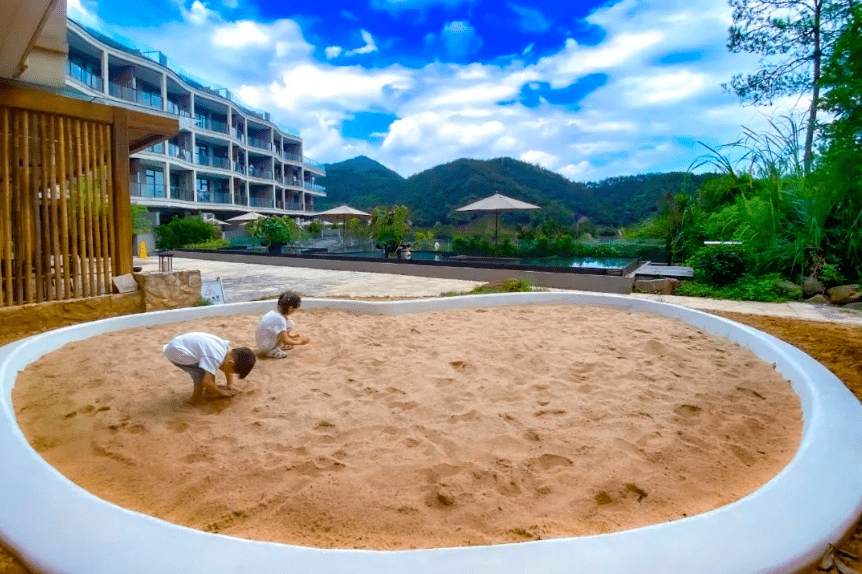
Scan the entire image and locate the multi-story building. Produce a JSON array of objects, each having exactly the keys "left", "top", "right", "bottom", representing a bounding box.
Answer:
[{"left": 64, "top": 19, "right": 326, "bottom": 227}]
